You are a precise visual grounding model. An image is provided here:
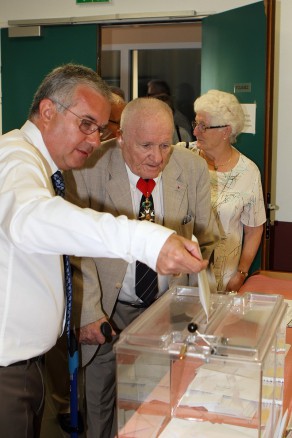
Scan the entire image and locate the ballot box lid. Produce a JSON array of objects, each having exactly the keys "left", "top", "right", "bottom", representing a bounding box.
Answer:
[{"left": 115, "top": 287, "right": 287, "bottom": 362}]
